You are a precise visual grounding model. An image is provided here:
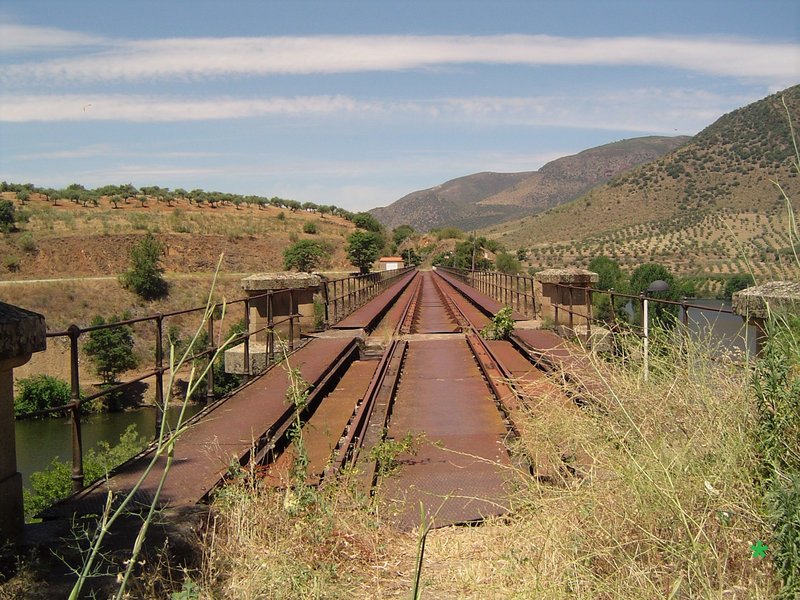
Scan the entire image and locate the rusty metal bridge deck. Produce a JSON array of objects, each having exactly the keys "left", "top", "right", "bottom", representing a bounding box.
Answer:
[
  {"left": 43, "top": 336, "right": 360, "bottom": 518},
  {"left": 42, "top": 268, "right": 596, "bottom": 535}
]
